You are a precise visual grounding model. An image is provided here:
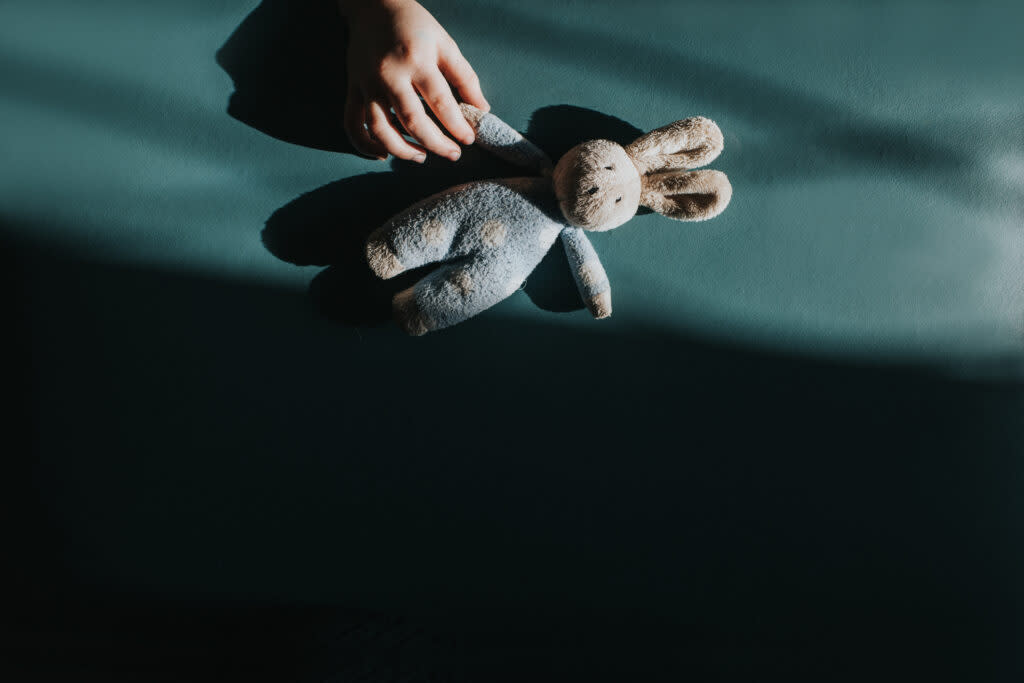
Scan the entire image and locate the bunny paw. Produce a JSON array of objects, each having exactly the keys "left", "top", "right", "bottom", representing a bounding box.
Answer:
[
  {"left": 586, "top": 291, "right": 612, "bottom": 319},
  {"left": 393, "top": 287, "right": 434, "bottom": 336},
  {"left": 366, "top": 236, "right": 405, "bottom": 279},
  {"left": 459, "top": 103, "right": 486, "bottom": 130}
]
